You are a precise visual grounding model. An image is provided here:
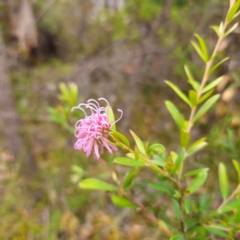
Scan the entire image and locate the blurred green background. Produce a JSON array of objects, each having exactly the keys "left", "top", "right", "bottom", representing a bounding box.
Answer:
[{"left": 0, "top": 0, "right": 240, "bottom": 239}]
